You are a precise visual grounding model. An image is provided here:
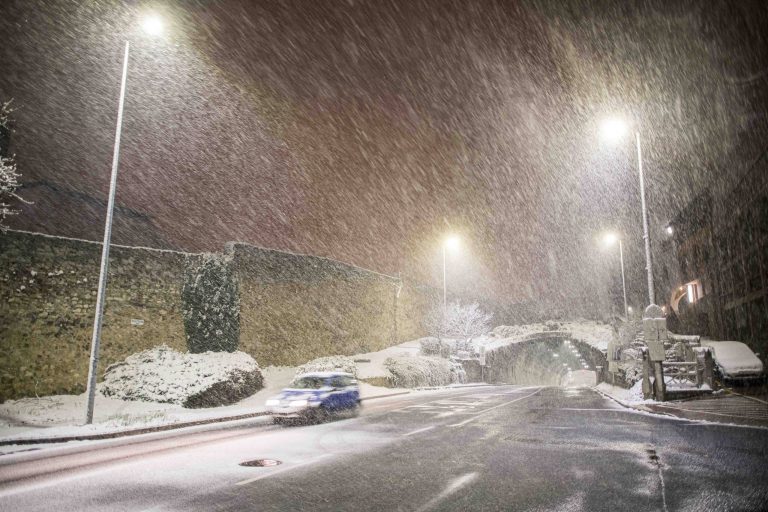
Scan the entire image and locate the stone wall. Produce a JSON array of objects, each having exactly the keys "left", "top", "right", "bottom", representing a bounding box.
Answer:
[
  {"left": 0, "top": 232, "right": 434, "bottom": 400},
  {"left": 0, "top": 231, "right": 187, "bottom": 401},
  {"left": 232, "top": 243, "right": 434, "bottom": 366}
]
